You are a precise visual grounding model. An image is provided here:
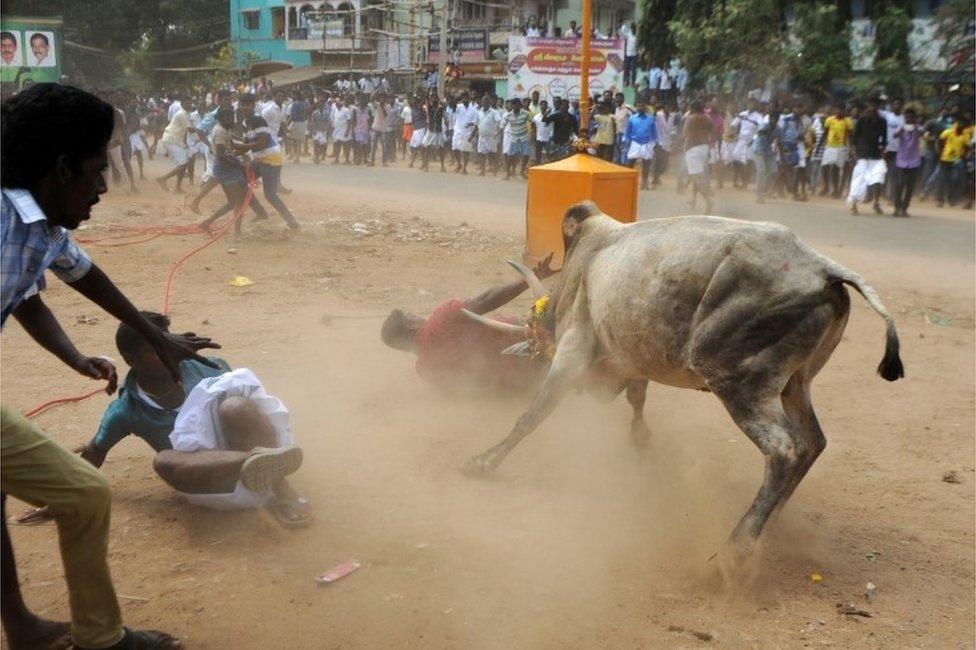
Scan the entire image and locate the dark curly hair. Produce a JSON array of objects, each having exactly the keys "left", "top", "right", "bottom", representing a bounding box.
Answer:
[
  {"left": 1, "top": 83, "right": 114, "bottom": 190},
  {"left": 116, "top": 311, "right": 170, "bottom": 360}
]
